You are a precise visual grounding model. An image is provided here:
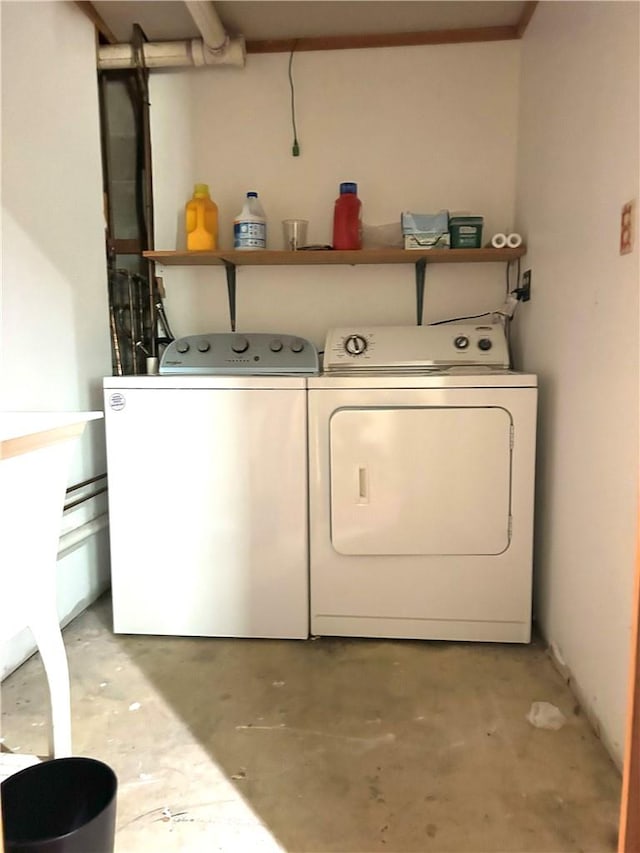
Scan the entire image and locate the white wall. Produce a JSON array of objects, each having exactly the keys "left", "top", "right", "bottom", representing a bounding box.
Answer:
[
  {"left": 1, "top": 2, "right": 113, "bottom": 677},
  {"left": 515, "top": 0, "right": 639, "bottom": 765},
  {"left": 150, "top": 41, "right": 521, "bottom": 346}
]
